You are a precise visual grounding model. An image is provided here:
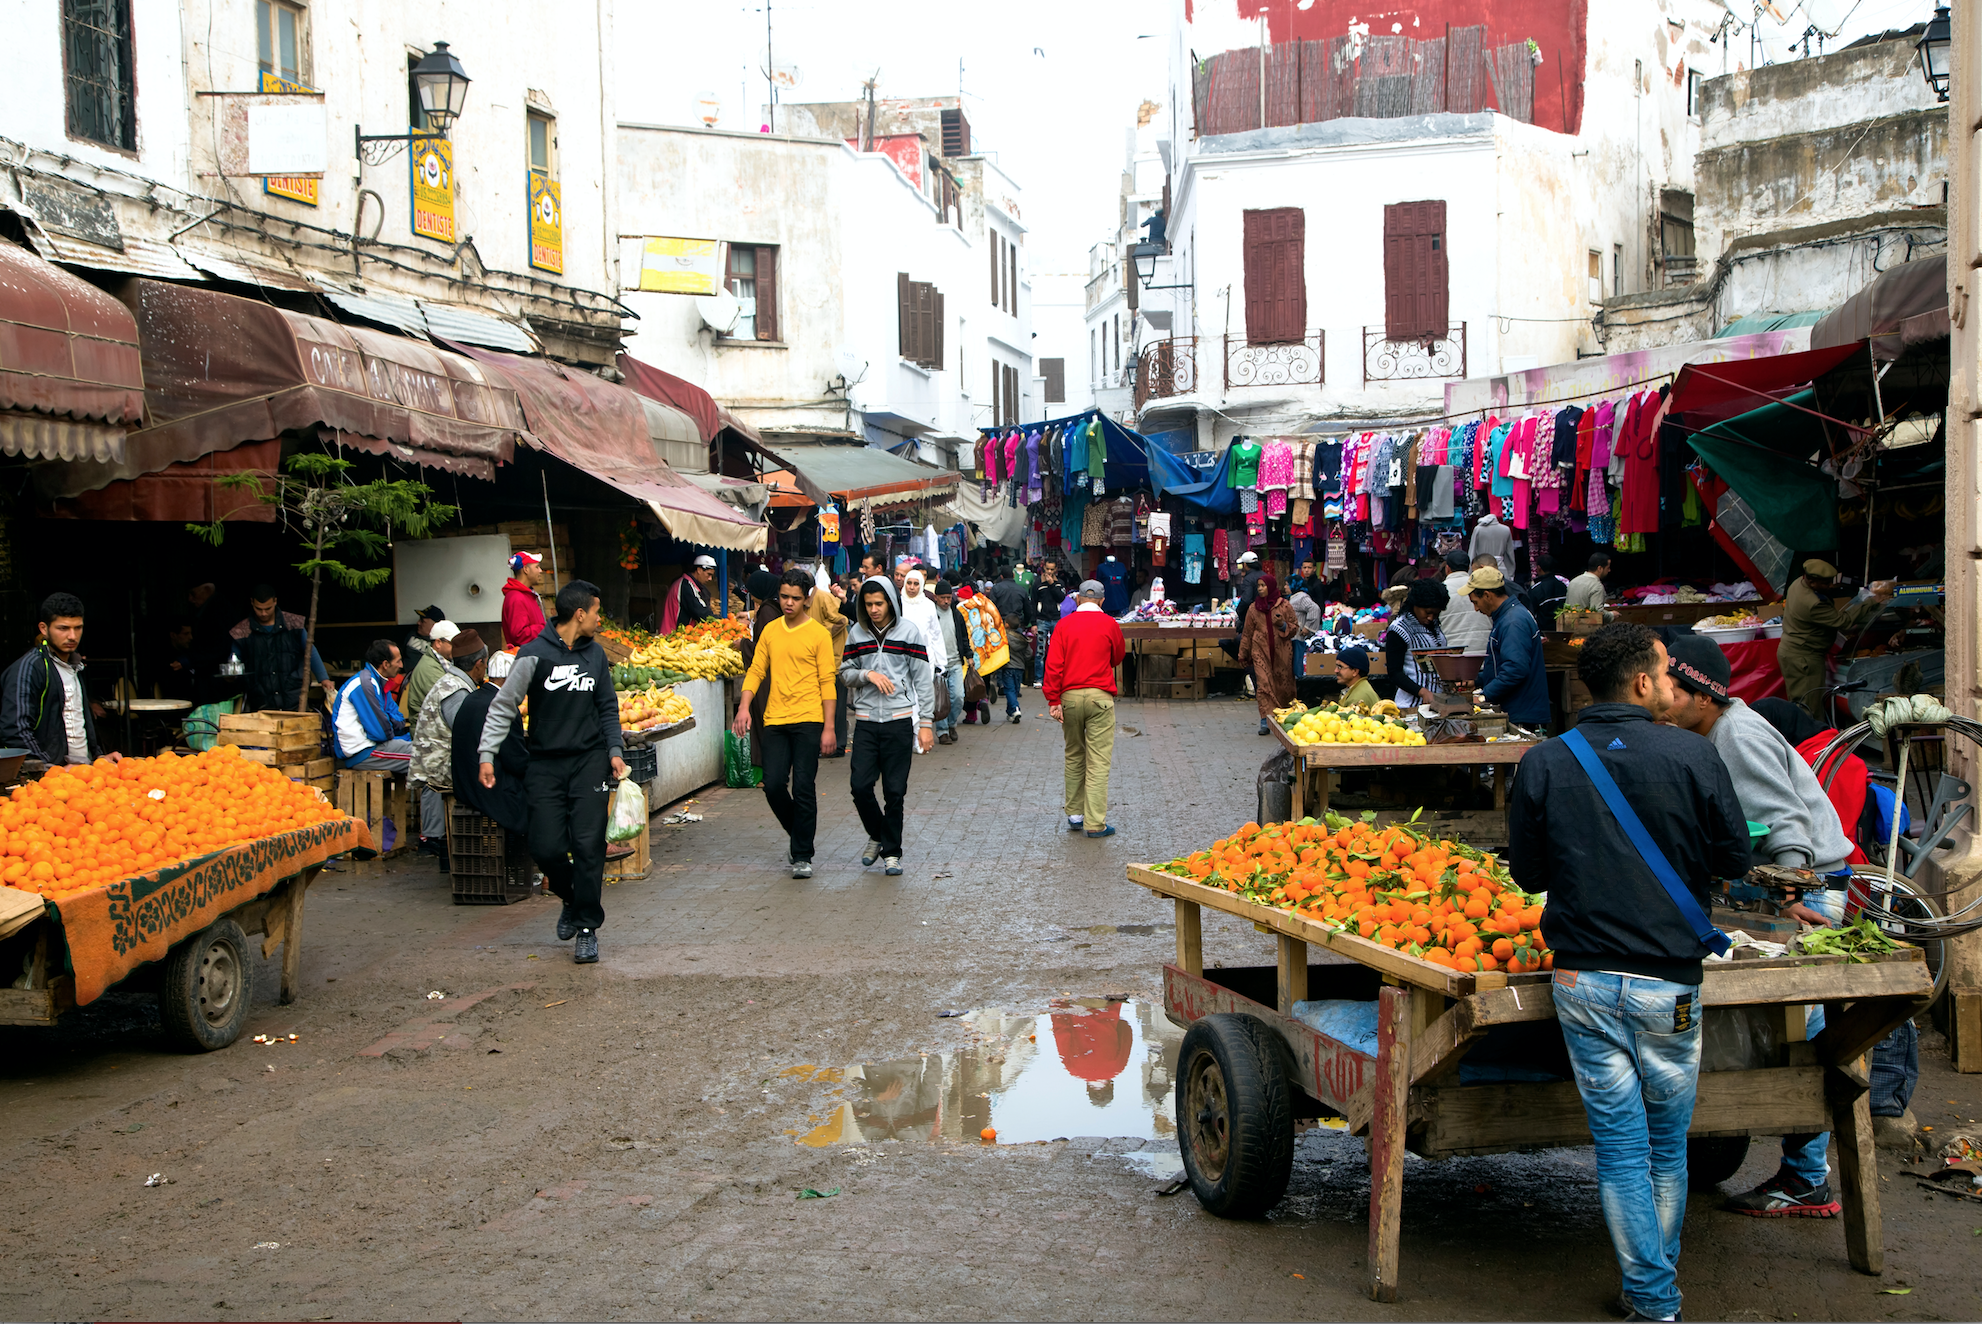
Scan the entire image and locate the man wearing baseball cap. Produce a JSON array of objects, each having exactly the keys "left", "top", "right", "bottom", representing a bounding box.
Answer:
[
  {"left": 1044, "top": 579, "right": 1126, "bottom": 838},
  {"left": 400, "top": 619, "right": 459, "bottom": 721},
  {"left": 1663, "top": 631, "right": 1855, "bottom": 1220},
  {"left": 502, "top": 553, "right": 549, "bottom": 649},
  {"left": 663, "top": 554, "right": 719, "bottom": 633},
  {"left": 1779, "top": 559, "right": 1895, "bottom": 718},
  {"left": 1467, "top": 565, "right": 1549, "bottom": 730},
  {"left": 405, "top": 604, "right": 449, "bottom": 667}
]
